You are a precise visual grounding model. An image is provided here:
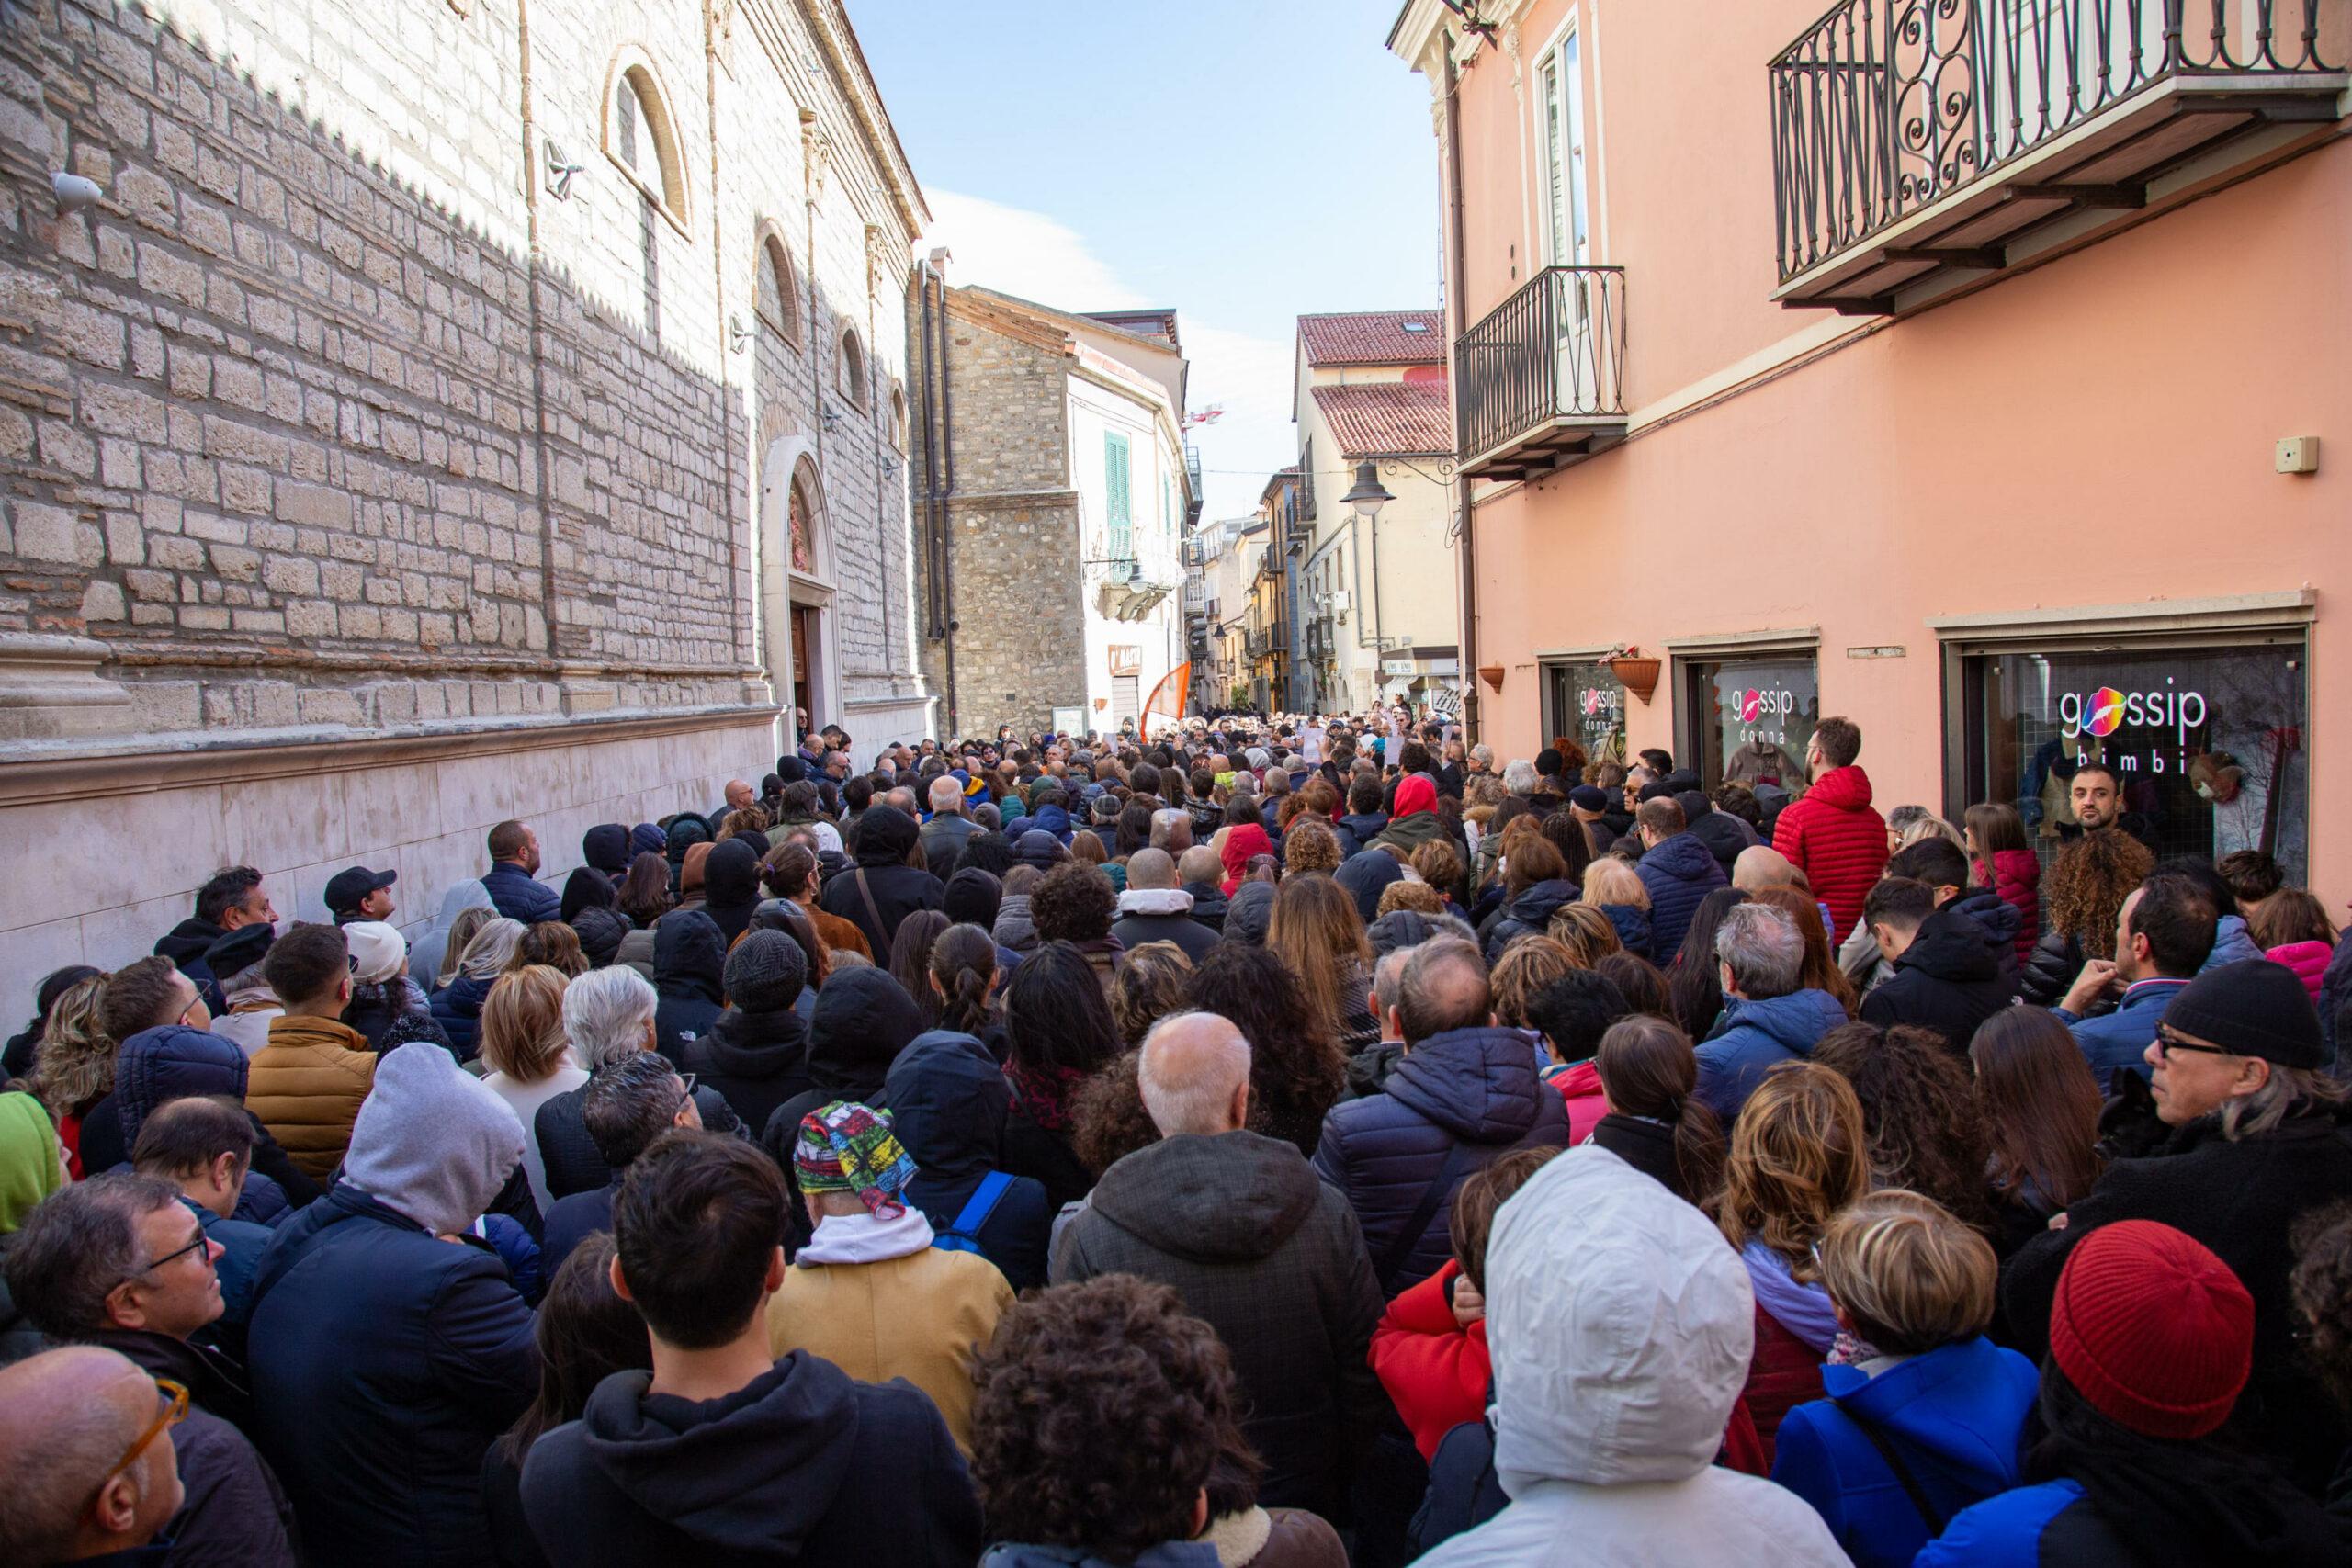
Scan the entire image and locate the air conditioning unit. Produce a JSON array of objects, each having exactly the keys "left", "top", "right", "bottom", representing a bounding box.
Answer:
[{"left": 1330, "top": 590, "right": 1351, "bottom": 613}]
